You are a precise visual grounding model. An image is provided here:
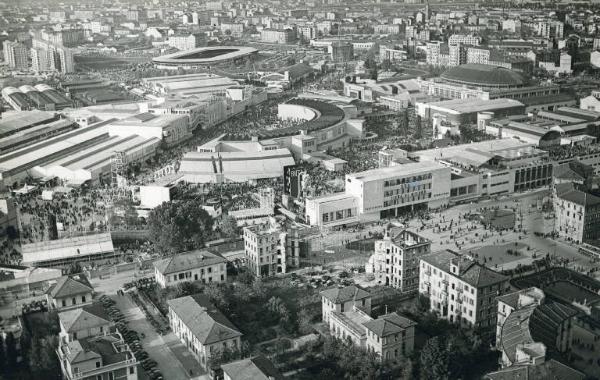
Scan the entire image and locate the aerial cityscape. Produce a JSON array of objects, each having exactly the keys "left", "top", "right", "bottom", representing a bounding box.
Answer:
[{"left": 1, "top": 0, "right": 600, "bottom": 379}]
